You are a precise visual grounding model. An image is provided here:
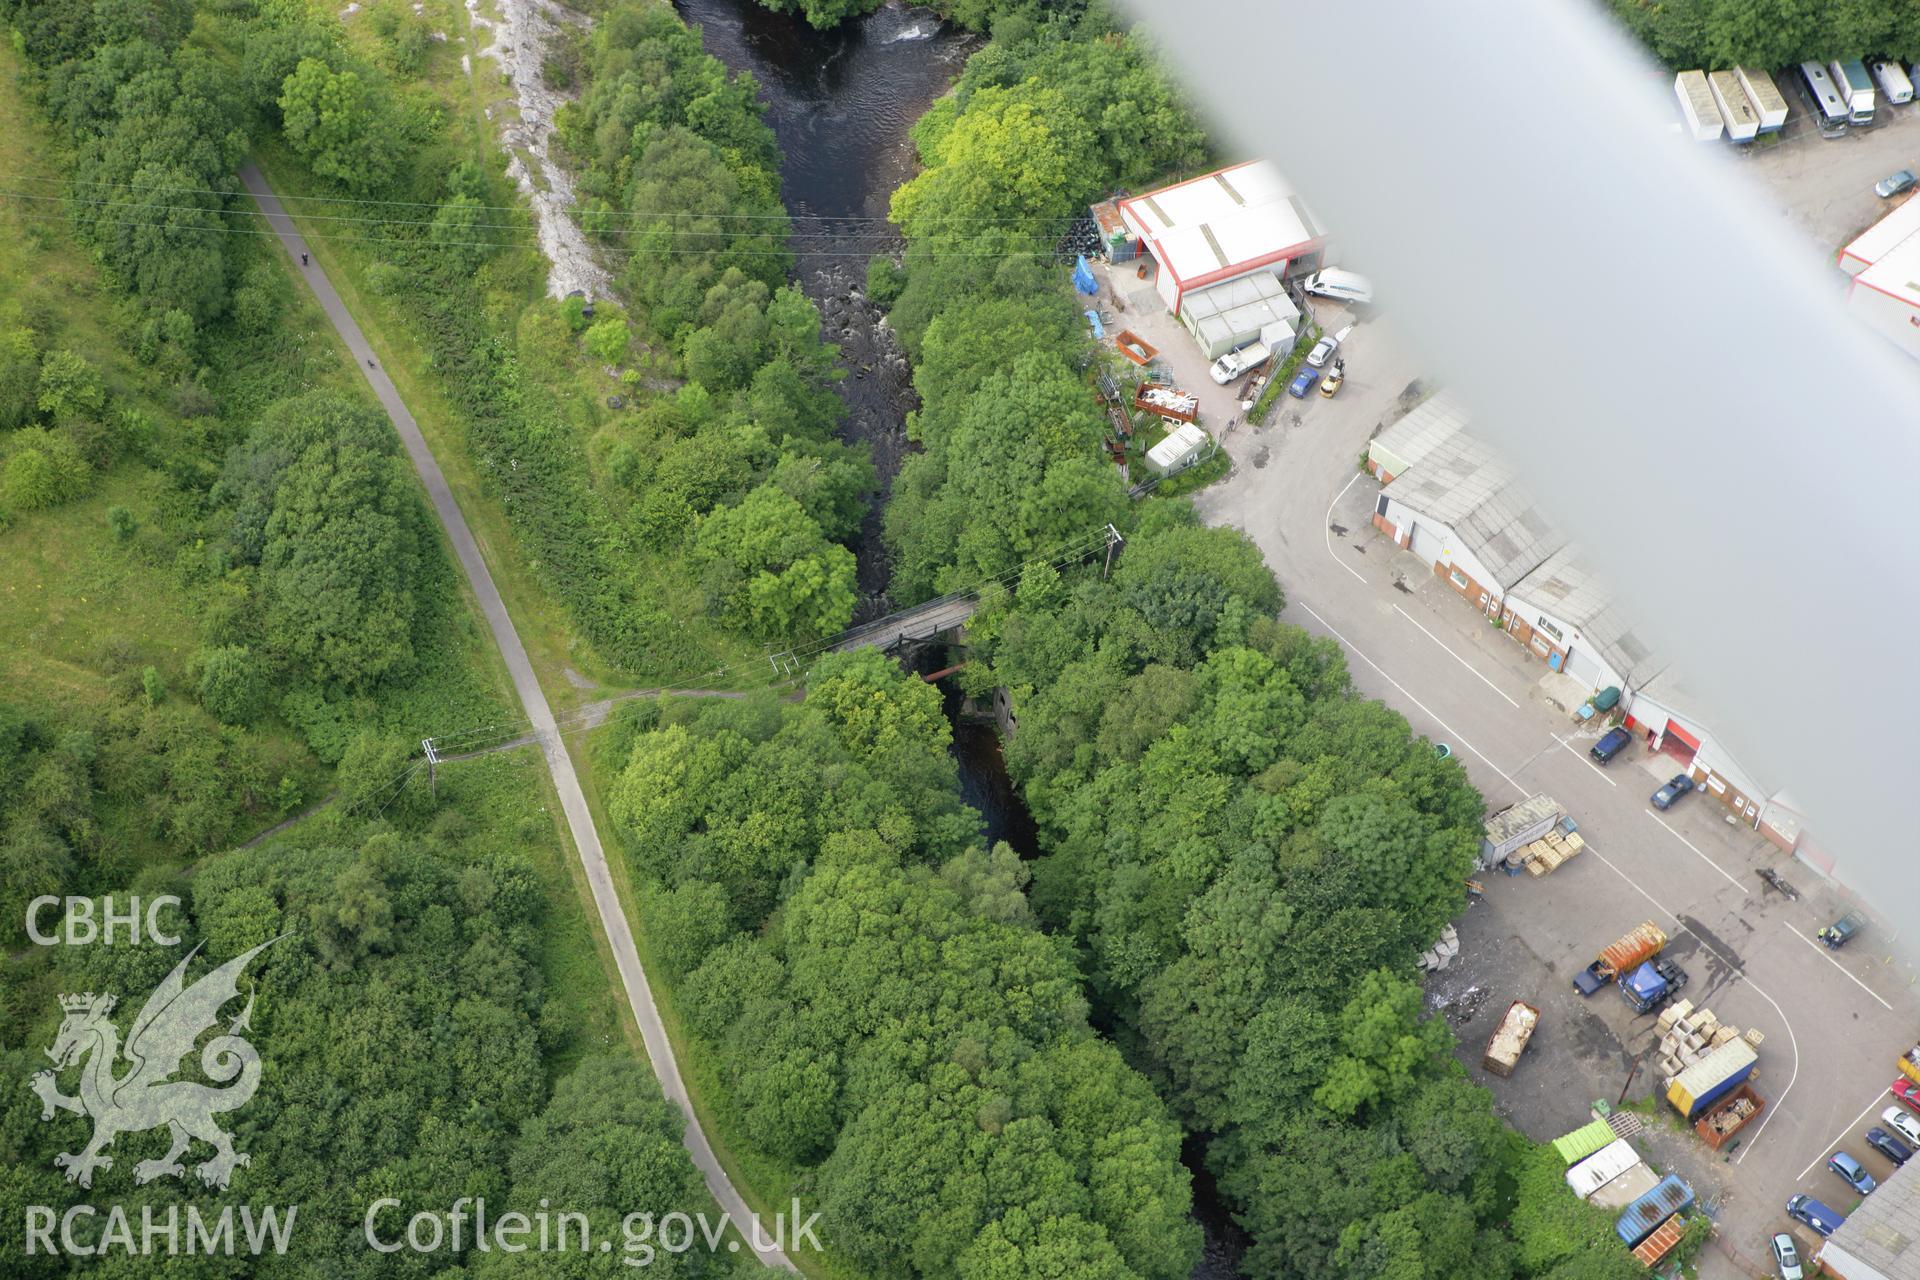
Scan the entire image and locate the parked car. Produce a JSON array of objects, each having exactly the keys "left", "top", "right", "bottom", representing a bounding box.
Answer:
[
  {"left": 1289, "top": 365, "right": 1321, "bottom": 397},
  {"left": 1770, "top": 1232, "right": 1805, "bottom": 1280},
  {"left": 1305, "top": 323, "right": 1355, "bottom": 368},
  {"left": 1893, "top": 1078, "right": 1920, "bottom": 1112},
  {"left": 1876, "top": 168, "right": 1917, "bottom": 198},
  {"left": 1320, "top": 364, "right": 1345, "bottom": 397},
  {"left": 1866, "top": 1126, "right": 1913, "bottom": 1166},
  {"left": 1651, "top": 773, "right": 1695, "bottom": 810},
  {"left": 1883, "top": 1105, "right": 1920, "bottom": 1147},
  {"left": 1786, "top": 1194, "right": 1846, "bottom": 1237},
  {"left": 1829, "top": 1150, "right": 1879, "bottom": 1195},
  {"left": 1818, "top": 909, "right": 1865, "bottom": 948},
  {"left": 1590, "top": 727, "right": 1632, "bottom": 764}
]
